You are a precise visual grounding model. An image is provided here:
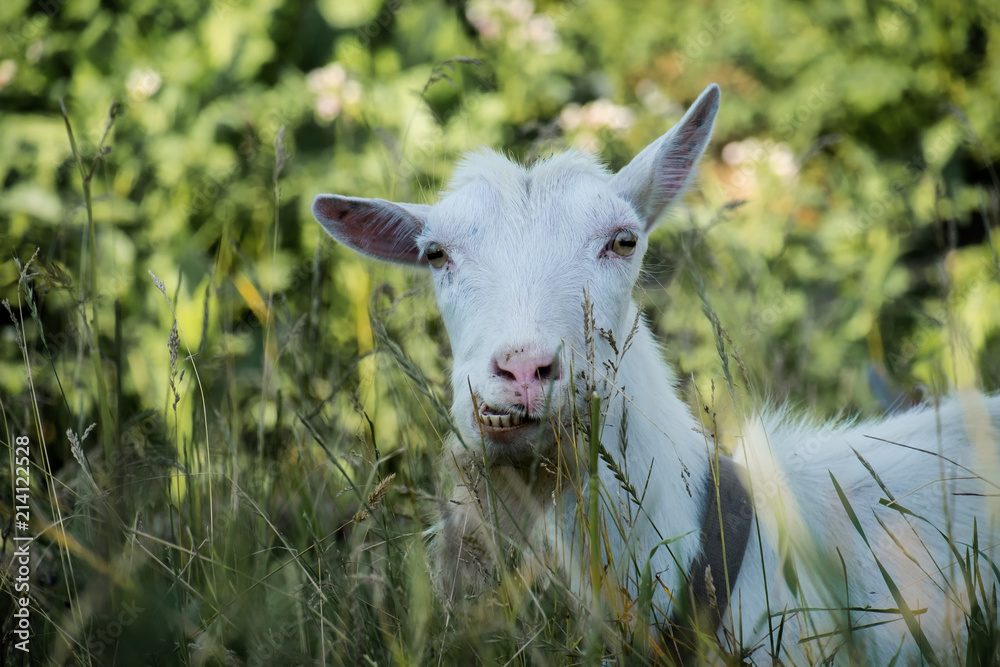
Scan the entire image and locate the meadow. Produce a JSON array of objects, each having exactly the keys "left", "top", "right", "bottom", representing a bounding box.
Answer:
[{"left": 1, "top": 0, "right": 999, "bottom": 664}]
